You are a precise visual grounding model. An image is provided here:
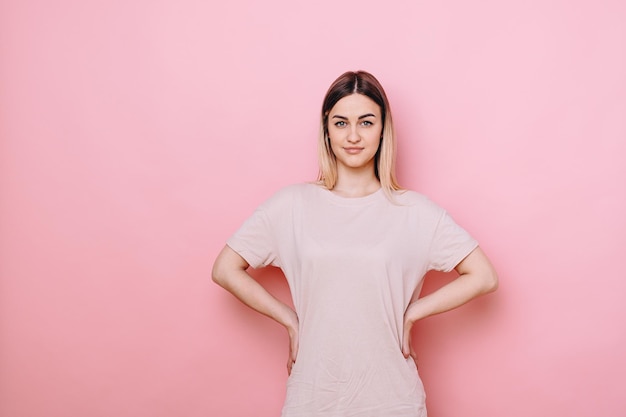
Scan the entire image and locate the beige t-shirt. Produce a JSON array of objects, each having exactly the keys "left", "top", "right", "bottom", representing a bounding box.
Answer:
[{"left": 227, "top": 183, "right": 478, "bottom": 417}]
